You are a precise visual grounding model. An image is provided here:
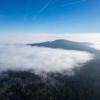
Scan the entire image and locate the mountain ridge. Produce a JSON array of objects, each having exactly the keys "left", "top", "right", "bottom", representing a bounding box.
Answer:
[{"left": 28, "top": 39, "right": 98, "bottom": 53}]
